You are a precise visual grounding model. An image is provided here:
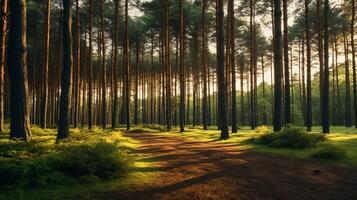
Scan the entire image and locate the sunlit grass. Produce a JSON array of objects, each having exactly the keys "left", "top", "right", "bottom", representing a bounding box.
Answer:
[
  {"left": 0, "top": 125, "right": 158, "bottom": 200},
  {"left": 138, "top": 124, "right": 357, "bottom": 167}
]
